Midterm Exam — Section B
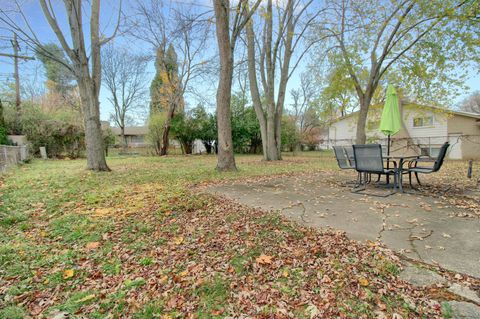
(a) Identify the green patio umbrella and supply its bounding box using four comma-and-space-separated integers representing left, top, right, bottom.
379, 84, 402, 155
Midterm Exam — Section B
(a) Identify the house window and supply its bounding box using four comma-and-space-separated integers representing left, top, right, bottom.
130, 135, 144, 143
413, 116, 433, 127
420, 146, 440, 157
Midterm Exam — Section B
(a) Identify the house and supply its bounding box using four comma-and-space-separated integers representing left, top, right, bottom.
110, 126, 149, 147
107, 124, 206, 153
322, 103, 480, 160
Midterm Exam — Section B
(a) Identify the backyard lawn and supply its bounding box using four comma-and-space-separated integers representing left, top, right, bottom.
0, 153, 478, 318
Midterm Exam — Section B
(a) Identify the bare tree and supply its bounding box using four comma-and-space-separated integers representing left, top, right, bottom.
317, 0, 474, 144
102, 43, 148, 149
0, 0, 122, 171
291, 73, 320, 139
213, 0, 261, 171
459, 91, 480, 114
129, 0, 214, 155
246, 0, 318, 161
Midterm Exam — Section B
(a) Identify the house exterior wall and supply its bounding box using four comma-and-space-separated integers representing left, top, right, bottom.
328, 116, 357, 145
402, 107, 448, 139
326, 105, 480, 159
447, 115, 480, 160
328, 113, 384, 144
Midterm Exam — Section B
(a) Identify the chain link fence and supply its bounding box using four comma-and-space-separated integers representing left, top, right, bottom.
0, 145, 29, 173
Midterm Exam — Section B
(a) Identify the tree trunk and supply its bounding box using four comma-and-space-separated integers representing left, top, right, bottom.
183, 142, 193, 154
160, 103, 176, 156
0, 99, 5, 128
121, 126, 127, 150
215, 60, 236, 170
246, 17, 268, 161
355, 95, 371, 144
79, 80, 110, 171
160, 123, 170, 155
214, 0, 237, 171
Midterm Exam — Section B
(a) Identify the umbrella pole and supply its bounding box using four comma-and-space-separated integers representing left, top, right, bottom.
386, 135, 391, 184
387, 135, 391, 156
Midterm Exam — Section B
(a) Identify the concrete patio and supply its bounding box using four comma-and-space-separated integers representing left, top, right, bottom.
206, 172, 480, 278
206, 172, 480, 317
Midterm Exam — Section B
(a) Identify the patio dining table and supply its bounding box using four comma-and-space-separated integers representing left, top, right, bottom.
384, 154, 420, 192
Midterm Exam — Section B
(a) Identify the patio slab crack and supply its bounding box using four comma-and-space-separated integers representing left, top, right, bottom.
406, 225, 433, 261
281, 202, 308, 223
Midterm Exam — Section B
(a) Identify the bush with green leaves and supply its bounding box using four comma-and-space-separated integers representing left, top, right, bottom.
0, 126, 10, 145
191, 104, 217, 154
231, 94, 262, 154
20, 104, 84, 158
170, 112, 197, 154
281, 115, 301, 152
147, 112, 167, 155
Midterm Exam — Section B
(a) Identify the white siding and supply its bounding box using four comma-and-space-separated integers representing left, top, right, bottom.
403, 109, 448, 139
329, 117, 357, 145
448, 134, 462, 159
328, 113, 387, 146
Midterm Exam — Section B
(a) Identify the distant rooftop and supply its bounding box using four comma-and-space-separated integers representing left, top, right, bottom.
110, 126, 148, 136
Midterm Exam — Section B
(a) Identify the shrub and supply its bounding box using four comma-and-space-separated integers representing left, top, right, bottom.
0, 126, 9, 145
170, 112, 197, 154
147, 112, 167, 155
21, 105, 84, 158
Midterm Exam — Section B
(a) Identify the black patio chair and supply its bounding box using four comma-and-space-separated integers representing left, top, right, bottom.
333, 146, 352, 170
344, 146, 355, 168
405, 142, 450, 188
352, 144, 398, 196
333, 146, 360, 186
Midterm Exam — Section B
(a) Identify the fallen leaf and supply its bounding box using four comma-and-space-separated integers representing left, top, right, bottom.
63, 269, 74, 279
85, 241, 101, 249
159, 275, 168, 283
306, 303, 320, 318
75, 294, 95, 303
359, 278, 369, 287
49, 310, 70, 319
173, 236, 184, 245
321, 275, 332, 283
256, 254, 273, 265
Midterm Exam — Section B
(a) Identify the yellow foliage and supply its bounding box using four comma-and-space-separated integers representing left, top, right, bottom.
63, 269, 74, 279
359, 277, 369, 286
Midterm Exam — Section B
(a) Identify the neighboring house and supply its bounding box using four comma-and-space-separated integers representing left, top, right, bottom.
108, 124, 206, 153
110, 126, 149, 147
322, 103, 480, 159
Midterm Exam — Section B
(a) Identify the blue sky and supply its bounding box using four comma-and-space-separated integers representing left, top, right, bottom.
0, 0, 478, 125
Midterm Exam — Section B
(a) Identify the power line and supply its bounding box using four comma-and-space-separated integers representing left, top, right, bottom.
0, 33, 35, 134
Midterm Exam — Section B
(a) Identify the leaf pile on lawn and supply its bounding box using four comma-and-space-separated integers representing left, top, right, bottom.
2, 192, 443, 318
0, 155, 454, 318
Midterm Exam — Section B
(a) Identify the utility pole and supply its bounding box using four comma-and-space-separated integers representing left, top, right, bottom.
12, 33, 20, 133
0, 33, 34, 134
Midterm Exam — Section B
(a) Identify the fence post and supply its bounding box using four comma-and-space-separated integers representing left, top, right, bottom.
467, 160, 473, 179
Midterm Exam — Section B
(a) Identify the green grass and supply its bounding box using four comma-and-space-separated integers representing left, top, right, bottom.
0, 151, 467, 317
194, 275, 229, 317
0, 153, 333, 316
